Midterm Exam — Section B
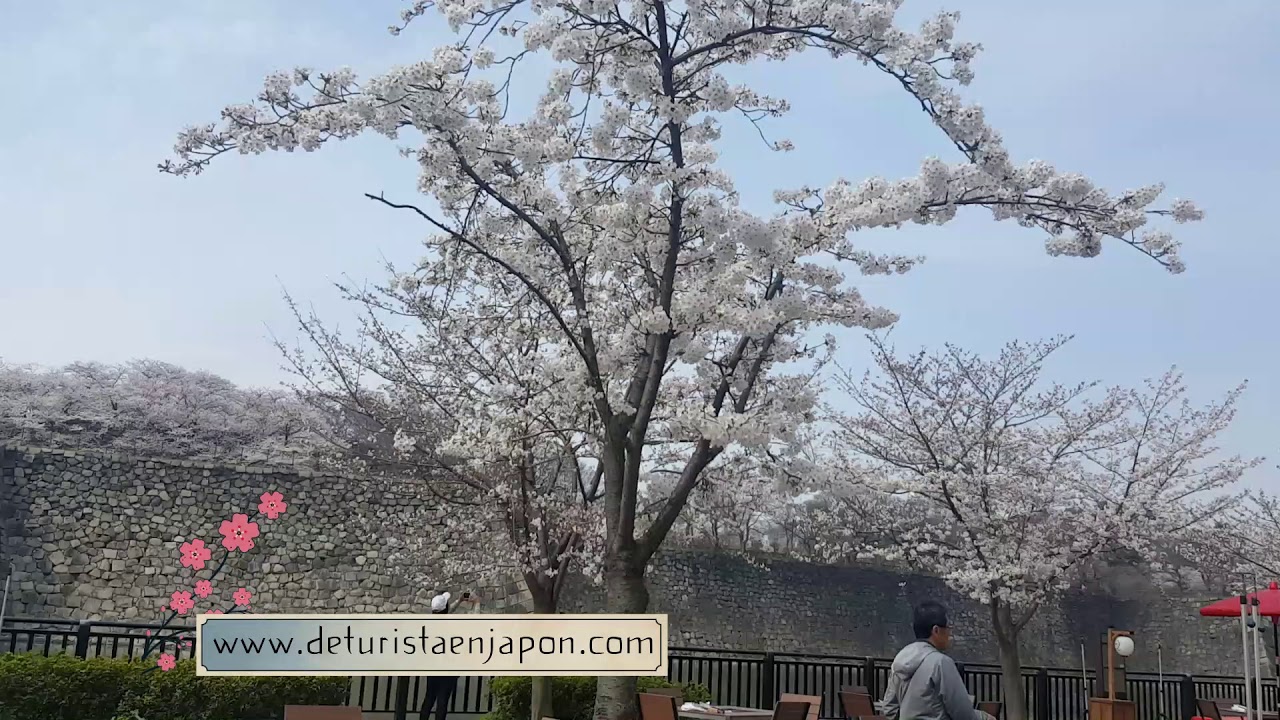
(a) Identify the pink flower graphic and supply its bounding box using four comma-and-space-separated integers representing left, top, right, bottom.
157, 653, 176, 672
179, 538, 212, 570
194, 580, 213, 598
206, 609, 224, 615
258, 491, 288, 519
170, 591, 195, 615
233, 588, 252, 607
218, 514, 260, 552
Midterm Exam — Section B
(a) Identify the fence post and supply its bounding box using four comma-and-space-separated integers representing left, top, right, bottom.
1178, 675, 1196, 720
864, 656, 878, 699
1034, 668, 1050, 720
393, 676, 411, 720
761, 653, 776, 709
73, 620, 93, 659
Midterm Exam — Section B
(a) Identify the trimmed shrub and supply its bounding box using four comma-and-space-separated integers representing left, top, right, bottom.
0, 653, 147, 720
117, 659, 349, 720
0, 653, 348, 720
487, 676, 712, 720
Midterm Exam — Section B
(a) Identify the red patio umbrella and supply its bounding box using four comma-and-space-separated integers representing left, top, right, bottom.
1200, 582, 1280, 719
1201, 583, 1280, 618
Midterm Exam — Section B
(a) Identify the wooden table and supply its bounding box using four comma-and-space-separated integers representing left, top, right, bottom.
679, 706, 773, 720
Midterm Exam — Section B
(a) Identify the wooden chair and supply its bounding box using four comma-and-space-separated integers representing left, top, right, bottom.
839, 691, 875, 720
639, 692, 681, 720
773, 701, 813, 720
842, 686, 869, 695
283, 707, 363, 720
781, 693, 822, 720
1213, 700, 1246, 720
978, 701, 1003, 719
647, 688, 686, 702
1197, 700, 1223, 720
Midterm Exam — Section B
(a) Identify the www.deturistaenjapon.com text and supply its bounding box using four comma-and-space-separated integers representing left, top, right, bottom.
208, 624, 657, 665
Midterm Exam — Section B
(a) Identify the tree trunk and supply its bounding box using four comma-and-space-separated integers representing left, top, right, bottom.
530, 590, 558, 720
592, 561, 651, 720
992, 603, 1029, 720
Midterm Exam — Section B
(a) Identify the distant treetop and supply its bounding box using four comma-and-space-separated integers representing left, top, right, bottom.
0, 359, 327, 466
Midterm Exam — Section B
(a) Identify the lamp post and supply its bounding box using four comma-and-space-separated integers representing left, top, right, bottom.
1090, 629, 1137, 720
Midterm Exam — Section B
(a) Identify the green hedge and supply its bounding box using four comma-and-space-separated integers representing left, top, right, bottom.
486, 676, 712, 720
0, 653, 348, 720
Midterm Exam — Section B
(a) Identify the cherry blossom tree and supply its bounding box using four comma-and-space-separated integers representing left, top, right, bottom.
162, 1, 1206, 715
0, 360, 325, 466
818, 335, 1256, 720
764, 495, 830, 557
277, 286, 604, 720
640, 455, 801, 551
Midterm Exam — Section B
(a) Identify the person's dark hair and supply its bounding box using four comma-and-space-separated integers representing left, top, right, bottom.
912, 601, 949, 640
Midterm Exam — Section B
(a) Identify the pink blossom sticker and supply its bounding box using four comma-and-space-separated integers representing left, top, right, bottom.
157, 653, 176, 672
179, 538, 213, 570
258, 491, 288, 520
207, 609, 224, 615
233, 588, 252, 607
169, 590, 195, 615
194, 580, 213, 598
218, 513, 260, 552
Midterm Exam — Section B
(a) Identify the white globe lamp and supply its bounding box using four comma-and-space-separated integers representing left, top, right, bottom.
1114, 635, 1135, 658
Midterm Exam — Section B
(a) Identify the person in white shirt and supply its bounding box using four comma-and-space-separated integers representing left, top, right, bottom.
419, 591, 480, 720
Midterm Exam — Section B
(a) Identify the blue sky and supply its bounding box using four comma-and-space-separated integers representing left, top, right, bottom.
1, 0, 1276, 486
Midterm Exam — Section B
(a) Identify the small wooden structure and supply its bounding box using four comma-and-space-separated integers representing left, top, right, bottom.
1089, 629, 1136, 720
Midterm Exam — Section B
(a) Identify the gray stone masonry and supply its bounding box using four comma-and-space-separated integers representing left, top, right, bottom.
0, 445, 1250, 674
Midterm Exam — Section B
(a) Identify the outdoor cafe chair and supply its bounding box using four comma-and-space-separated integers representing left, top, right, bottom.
648, 687, 686, 702
1195, 700, 1220, 720
1207, 699, 1278, 720
781, 693, 822, 720
1207, 700, 1235, 720
772, 700, 813, 720
842, 686, 869, 695
639, 692, 681, 720
839, 690, 876, 720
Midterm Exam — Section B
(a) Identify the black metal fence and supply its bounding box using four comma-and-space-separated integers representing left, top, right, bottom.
2, 616, 1272, 720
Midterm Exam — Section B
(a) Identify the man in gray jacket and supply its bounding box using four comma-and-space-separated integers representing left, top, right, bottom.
881, 601, 995, 720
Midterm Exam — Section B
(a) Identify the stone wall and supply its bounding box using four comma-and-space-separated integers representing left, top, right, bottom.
560, 550, 1247, 675
0, 445, 519, 618
0, 445, 1249, 675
